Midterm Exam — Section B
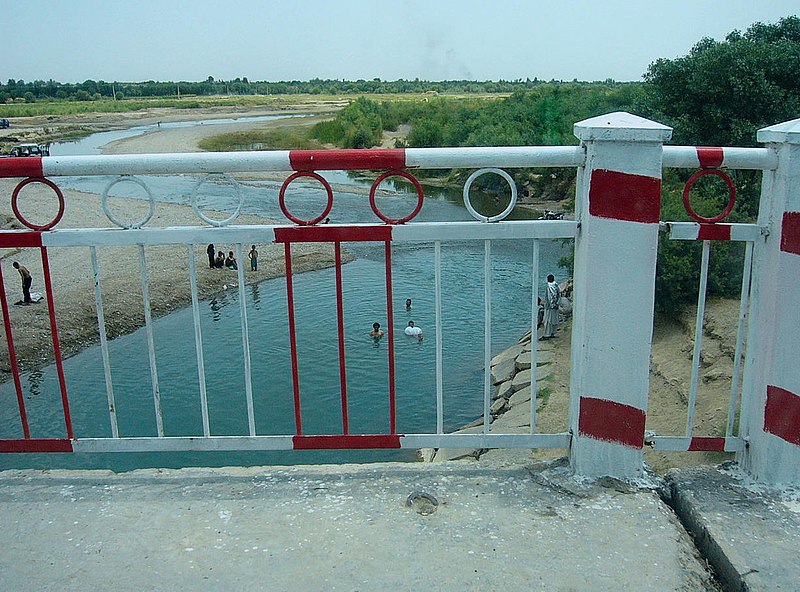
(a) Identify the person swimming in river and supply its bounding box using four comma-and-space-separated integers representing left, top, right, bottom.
404, 320, 423, 340
369, 322, 385, 338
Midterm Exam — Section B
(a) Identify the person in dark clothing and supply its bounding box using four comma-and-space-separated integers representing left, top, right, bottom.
207, 244, 216, 269
225, 251, 237, 270
215, 251, 225, 268
13, 261, 32, 304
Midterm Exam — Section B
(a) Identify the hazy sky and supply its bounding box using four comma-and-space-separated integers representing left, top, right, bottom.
5, 1, 798, 83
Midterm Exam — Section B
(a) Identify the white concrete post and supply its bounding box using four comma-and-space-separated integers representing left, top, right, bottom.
739, 118, 800, 484
569, 112, 672, 478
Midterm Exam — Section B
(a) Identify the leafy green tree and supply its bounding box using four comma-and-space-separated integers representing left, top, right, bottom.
645, 16, 800, 315
644, 16, 800, 147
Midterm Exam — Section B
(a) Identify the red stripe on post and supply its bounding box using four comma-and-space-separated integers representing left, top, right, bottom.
578, 396, 646, 448
290, 149, 406, 171
0, 438, 73, 453
697, 224, 731, 241
293, 434, 402, 449
688, 437, 726, 452
764, 385, 800, 446
0, 232, 44, 248
273, 225, 393, 243
780, 212, 800, 256
0, 157, 44, 178
696, 147, 724, 169
588, 169, 661, 224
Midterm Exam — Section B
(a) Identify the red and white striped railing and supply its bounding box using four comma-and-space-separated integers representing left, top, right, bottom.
1, 115, 799, 484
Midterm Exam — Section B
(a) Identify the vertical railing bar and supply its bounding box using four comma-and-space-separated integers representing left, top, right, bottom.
384, 241, 397, 434
334, 242, 349, 435
0, 262, 30, 439
686, 240, 711, 437
90, 247, 118, 438
234, 243, 256, 437
483, 239, 492, 434
139, 245, 164, 437
530, 239, 540, 434
434, 241, 443, 435
727, 241, 754, 437
284, 243, 303, 435
187, 245, 210, 437
40, 246, 73, 439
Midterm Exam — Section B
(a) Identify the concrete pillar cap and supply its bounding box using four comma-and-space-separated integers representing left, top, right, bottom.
574, 111, 672, 143
758, 118, 800, 144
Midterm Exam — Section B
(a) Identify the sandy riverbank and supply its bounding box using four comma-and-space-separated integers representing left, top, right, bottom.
0, 105, 355, 380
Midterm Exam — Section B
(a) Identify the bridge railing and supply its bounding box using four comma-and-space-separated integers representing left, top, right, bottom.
1, 111, 799, 484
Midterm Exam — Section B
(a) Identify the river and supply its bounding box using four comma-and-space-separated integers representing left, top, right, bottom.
0, 116, 570, 471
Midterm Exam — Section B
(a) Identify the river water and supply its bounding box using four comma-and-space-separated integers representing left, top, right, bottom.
0, 116, 570, 471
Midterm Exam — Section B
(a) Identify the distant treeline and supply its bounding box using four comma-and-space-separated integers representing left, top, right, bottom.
0, 77, 625, 103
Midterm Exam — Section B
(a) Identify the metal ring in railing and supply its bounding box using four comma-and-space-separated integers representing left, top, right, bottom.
191, 173, 243, 227
279, 171, 334, 226
102, 176, 156, 229
682, 169, 736, 224
462, 168, 517, 223
11, 177, 66, 231
369, 170, 424, 225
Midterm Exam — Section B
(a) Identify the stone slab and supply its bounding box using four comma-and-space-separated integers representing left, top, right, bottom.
0, 462, 715, 591
491, 357, 516, 385
490, 343, 526, 369
667, 464, 800, 592
494, 379, 513, 401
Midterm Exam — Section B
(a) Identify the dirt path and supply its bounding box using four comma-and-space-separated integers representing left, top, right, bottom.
532, 299, 742, 474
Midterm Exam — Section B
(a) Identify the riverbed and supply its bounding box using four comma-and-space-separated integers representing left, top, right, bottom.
0, 116, 570, 471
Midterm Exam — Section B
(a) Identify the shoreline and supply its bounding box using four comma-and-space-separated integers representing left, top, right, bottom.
0, 182, 351, 381
0, 106, 354, 381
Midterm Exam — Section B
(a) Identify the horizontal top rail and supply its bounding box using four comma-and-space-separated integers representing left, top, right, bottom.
0, 147, 586, 178
0, 145, 778, 179
662, 146, 777, 170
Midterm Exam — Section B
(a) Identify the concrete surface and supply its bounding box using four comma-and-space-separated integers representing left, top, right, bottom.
666, 463, 800, 592
0, 458, 716, 592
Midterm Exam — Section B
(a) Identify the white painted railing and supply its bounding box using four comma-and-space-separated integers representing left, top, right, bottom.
1, 111, 799, 484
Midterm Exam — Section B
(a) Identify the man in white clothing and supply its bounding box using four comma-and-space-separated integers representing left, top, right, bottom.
404, 320, 423, 340
541, 274, 560, 339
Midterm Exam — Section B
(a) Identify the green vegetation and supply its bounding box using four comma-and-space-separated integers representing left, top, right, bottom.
198, 127, 322, 151
536, 385, 553, 407
309, 83, 642, 200
0, 78, 577, 106
646, 15, 800, 314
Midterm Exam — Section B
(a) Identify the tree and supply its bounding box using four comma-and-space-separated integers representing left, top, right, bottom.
644, 16, 800, 315
644, 16, 800, 147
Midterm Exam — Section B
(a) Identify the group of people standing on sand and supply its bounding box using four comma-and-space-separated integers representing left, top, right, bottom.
206, 244, 259, 272
369, 298, 424, 342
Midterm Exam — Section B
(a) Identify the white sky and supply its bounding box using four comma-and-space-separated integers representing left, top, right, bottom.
4, 0, 798, 83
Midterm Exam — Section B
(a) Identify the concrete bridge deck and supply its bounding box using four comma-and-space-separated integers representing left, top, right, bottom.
0, 459, 797, 591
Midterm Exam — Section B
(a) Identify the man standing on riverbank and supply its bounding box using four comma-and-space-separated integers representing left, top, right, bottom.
248, 245, 258, 271
541, 274, 560, 339
12, 261, 33, 305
